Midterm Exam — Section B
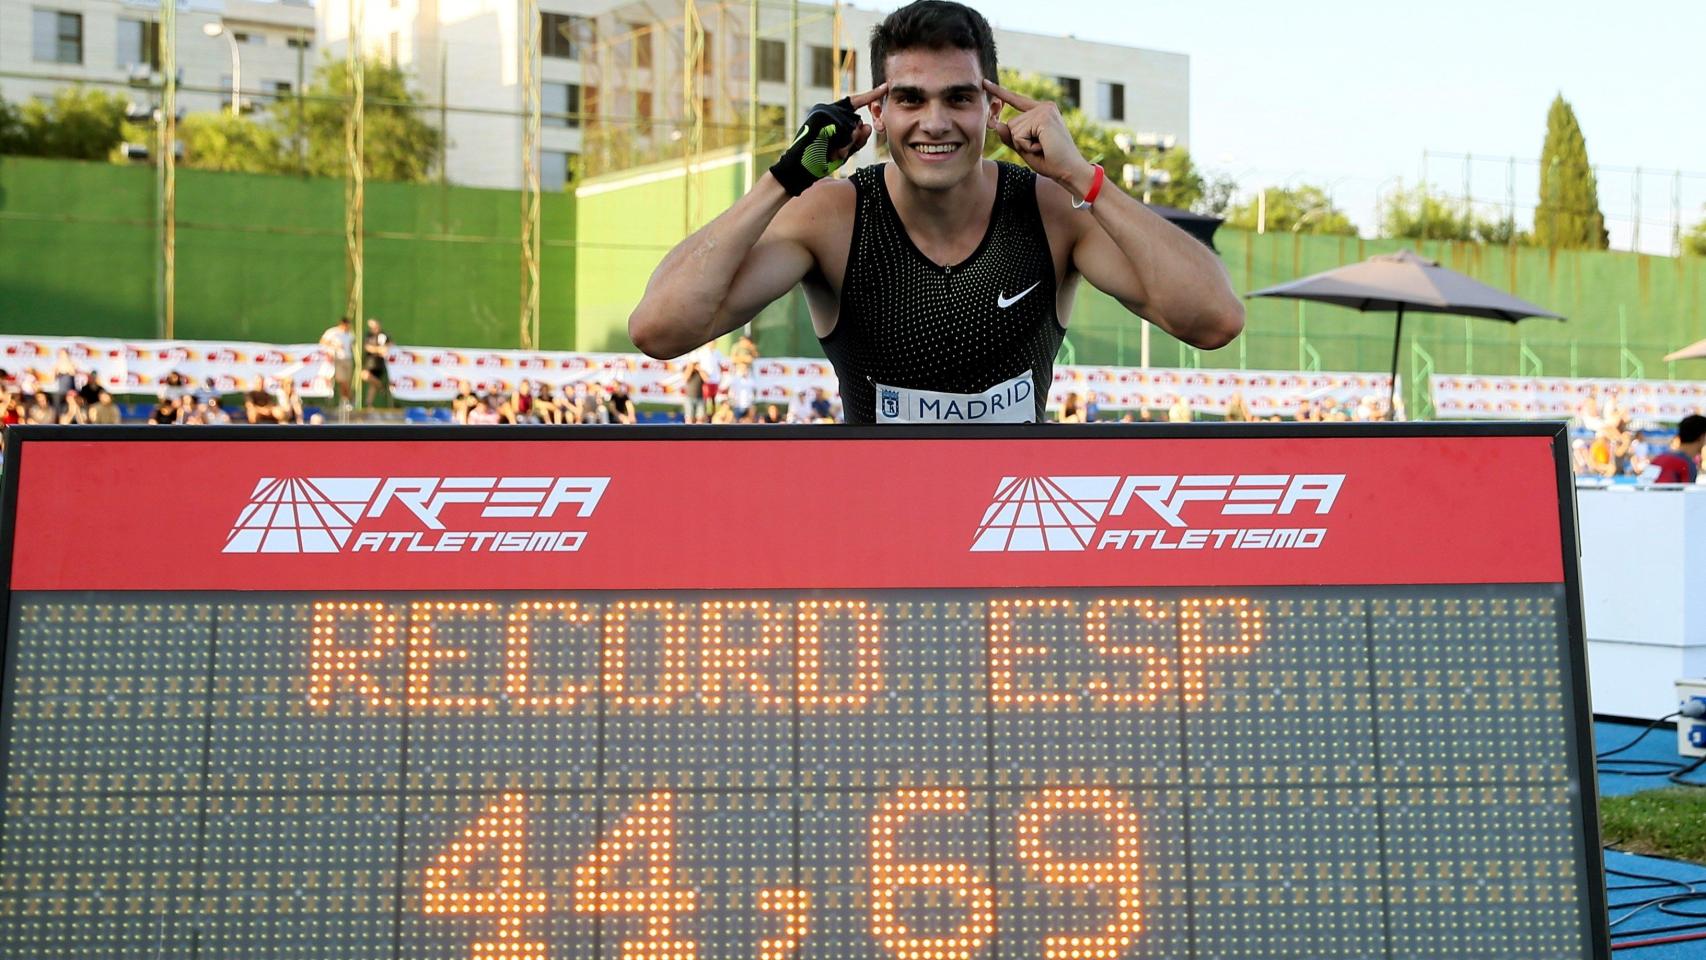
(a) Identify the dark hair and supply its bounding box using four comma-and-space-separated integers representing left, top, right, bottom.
869, 0, 998, 88
1679, 414, 1706, 445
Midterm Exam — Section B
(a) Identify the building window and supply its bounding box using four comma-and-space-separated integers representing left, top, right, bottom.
542, 150, 568, 192
232, 31, 251, 43
544, 83, 593, 127
1096, 81, 1124, 122
810, 45, 833, 87
1055, 76, 1081, 111
286, 35, 309, 50
388, 31, 399, 64
32, 9, 82, 64
116, 18, 160, 70
635, 90, 653, 121
269, 80, 293, 99
757, 39, 785, 83
627, 23, 651, 69
541, 13, 594, 60
543, 82, 569, 128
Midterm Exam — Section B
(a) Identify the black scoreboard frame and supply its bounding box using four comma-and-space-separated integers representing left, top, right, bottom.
0, 421, 1608, 960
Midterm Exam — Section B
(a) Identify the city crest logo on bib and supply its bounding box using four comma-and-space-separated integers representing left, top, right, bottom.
879, 386, 900, 420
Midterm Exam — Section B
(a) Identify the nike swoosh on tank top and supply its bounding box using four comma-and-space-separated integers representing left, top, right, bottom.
822, 161, 1065, 424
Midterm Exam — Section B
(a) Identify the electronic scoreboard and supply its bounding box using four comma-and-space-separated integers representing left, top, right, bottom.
0, 424, 1606, 959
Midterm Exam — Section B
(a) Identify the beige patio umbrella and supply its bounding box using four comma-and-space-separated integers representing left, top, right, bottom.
1247, 249, 1564, 415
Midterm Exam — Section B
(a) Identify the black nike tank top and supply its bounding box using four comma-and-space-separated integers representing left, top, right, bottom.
822, 161, 1065, 423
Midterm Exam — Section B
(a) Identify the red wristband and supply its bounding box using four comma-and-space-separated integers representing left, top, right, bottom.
1073, 164, 1105, 209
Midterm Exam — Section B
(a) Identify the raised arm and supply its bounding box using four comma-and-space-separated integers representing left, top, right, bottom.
984, 78, 1243, 349
629, 84, 886, 359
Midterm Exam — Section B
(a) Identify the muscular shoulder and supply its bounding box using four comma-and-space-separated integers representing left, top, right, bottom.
774, 175, 859, 288
1032, 172, 1088, 254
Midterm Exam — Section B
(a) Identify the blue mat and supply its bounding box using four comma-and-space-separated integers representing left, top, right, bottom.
1595, 719, 1706, 956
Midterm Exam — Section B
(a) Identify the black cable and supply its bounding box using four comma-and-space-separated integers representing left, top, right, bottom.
1668, 754, 1706, 787
1599, 713, 1681, 760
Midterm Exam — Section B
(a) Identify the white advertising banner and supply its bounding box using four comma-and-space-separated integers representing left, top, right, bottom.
1430, 373, 1706, 423
1, 333, 1397, 416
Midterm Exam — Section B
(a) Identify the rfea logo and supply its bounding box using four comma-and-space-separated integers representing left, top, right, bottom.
971, 474, 1344, 553
224, 476, 609, 555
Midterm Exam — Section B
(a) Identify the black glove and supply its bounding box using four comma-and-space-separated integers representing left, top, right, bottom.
769, 98, 861, 196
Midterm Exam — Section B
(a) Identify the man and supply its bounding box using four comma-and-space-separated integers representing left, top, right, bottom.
1640, 414, 1706, 484
629, 0, 1241, 423
362, 318, 391, 407
319, 316, 355, 408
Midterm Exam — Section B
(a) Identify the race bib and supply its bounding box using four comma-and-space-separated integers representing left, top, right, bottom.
873, 372, 1036, 424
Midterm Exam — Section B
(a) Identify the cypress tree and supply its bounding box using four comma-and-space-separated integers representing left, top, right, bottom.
1535, 95, 1608, 249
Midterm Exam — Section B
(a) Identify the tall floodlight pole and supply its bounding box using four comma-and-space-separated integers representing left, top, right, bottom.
519, 0, 542, 348
346, 0, 366, 413
684, 0, 703, 236
746, 0, 757, 191
155, 0, 177, 338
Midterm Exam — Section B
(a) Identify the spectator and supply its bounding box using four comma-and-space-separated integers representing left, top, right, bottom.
203, 396, 232, 425
711, 401, 737, 424
689, 340, 725, 423
787, 388, 813, 424
1058, 393, 1084, 424
362, 318, 391, 407
176, 396, 205, 425
533, 382, 563, 424
451, 380, 480, 424
1083, 392, 1100, 423
50, 349, 78, 417
273, 378, 304, 424
157, 371, 192, 405
147, 395, 177, 425
585, 385, 612, 424
245, 377, 278, 424
730, 332, 759, 368
86, 390, 121, 425
319, 316, 356, 409
1574, 393, 1605, 432
763, 403, 782, 424
511, 380, 542, 423
1, 393, 21, 426
607, 379, 636, 425
1586, 425, 1624, 479
76, 369, 104, 408
58, 391, 87, 424
811, 387, 835, 422
1223, 392, 1251, 422
25, 391, 57, 424
725, 363, 757, 422
682, 358, 707, 424
1293, 399, 1318, 422
467, 394, 505, 424
1168, 395, 1193, 423
1640, 414, 1706, 484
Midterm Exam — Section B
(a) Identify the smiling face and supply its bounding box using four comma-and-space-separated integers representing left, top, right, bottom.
872, 47, 1000, 192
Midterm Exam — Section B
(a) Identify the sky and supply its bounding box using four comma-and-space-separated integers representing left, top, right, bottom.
963, 0, 1706, 253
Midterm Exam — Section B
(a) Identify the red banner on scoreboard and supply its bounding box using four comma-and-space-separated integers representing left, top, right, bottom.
9, 434, 1564, 590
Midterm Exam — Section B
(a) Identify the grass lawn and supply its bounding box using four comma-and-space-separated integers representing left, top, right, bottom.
1602, 788, 1706, 864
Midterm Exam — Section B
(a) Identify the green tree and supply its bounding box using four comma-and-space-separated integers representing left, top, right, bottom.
271, 55, 441, 181
1223, 185, 1358, 236
0, 95, 26, 154
1378, 183, 1525, 244
178, 111, 287, 173
1684, 215, 1706, 257
981, 70, 1211, 209
1535, 94, 1608, 249
13, 86, 127, 160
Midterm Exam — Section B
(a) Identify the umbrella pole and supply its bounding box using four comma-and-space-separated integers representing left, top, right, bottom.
1387, 305, 1405, 419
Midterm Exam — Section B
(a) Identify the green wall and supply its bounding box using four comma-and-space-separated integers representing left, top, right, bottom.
6, 150, 1705, 403
0, 155, 577, 349
570, 157, 1706, 403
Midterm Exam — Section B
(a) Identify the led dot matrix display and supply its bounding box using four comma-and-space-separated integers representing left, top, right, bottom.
0, 427, 1606, 960
1, 587, 1595, 959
